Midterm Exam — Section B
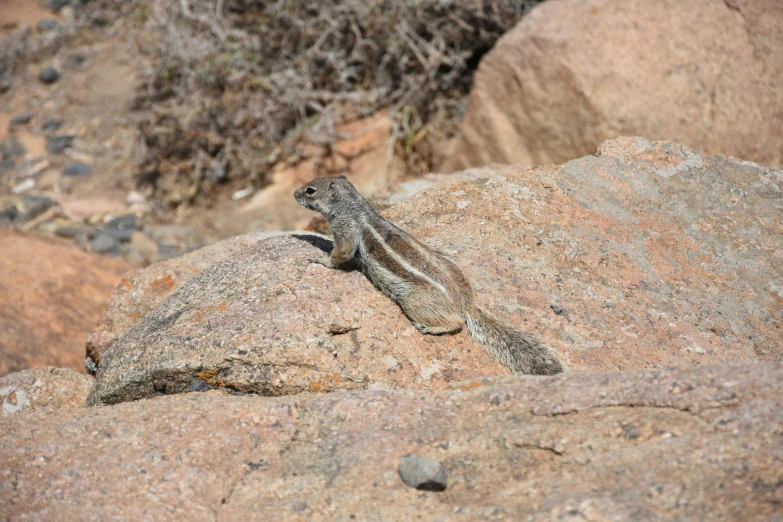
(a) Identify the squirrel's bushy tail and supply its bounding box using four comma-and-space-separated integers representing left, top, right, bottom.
465, 308, 565, 375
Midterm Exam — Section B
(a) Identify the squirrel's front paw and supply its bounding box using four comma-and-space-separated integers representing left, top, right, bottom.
308, 257, 332, 268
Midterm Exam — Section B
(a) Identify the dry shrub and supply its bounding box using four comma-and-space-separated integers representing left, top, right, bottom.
132, 0, 545, 207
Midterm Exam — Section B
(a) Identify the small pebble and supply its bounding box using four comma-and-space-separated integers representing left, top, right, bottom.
9, 113, 32, 127
47, 135, 75, 154
42, 118, 62, 133
0, 158, 14, 174
397, 454, 447, 492
107, 214, 137, 231
48, 0, 70, 12
37, 19, 59, 31
62, 162, 92, 176
208, 160, 226, 183
91, 234, 121, 255
85, 355, 98, 375
0, 74, 11, 94
0, 206, 19, 226
12, 178, 36, 194
190, 379, 211, 392
550, 304, 565, 315
54, 226, 83, 239
231, 187, 254, 201
96, 228, 134, 243
1, 136, 26, 158
39, 66, 60, 84
126, 190, 146, 205
67, 54, 87, 67
21, 195, 53, 222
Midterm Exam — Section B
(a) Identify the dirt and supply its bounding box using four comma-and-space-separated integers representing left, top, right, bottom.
1, 13, 135, 210
0, 2, 235, 246
0, 0, 60, 35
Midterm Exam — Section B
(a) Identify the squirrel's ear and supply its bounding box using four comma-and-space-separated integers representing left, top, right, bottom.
328, 181, 339, 200
338, 173, 347, 179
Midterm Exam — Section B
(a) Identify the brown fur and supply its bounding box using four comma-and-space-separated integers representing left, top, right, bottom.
294, 175, 565, 375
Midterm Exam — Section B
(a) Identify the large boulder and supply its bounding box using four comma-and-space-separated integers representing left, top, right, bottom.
442, 0, 783, 172
87, 138, 781, 406
0, 229, 131, 376
87, 234, 507, 405
85, 231, 287, 372
2, 362, 782, 520
85, 174, 494, 371
0, 367, 92, 417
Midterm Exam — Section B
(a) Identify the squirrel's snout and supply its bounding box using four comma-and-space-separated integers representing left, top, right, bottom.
294, 188, 305, 206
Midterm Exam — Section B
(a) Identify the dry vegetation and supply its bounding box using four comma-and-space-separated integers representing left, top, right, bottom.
3, 0, 543, 209
132, 0, 543, 207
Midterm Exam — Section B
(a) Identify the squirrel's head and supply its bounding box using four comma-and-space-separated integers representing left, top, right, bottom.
294, 174, 366, 218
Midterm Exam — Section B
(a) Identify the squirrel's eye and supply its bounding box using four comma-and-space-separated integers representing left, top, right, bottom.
305, 187, 316, 196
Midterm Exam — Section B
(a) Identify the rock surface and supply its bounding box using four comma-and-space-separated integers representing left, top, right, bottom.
88, 234, 507, 405
443, 0, 783, 172
3, 362, 782, 520
0, 367, 92, 417
0, 229, 131, 376
398, 454, 448, 491
84, 172, 520, 370
393, 138, 781, 372
85, 232, 298, 372
89, 138, 782, 406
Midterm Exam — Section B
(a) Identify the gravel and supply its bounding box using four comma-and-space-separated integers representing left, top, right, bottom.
48, 0, 70, 12
1, 137, 26, 159
0, 206, 19, 226
9, 113, 32, 127
37, 19, 59, 31
62, 163, 93, 177
107, 214, 137, 231
39, 66, 60, 84
46, 135, 75, 154
190, 379, 211, 392
42, 118, 62, 133
91, 234, 121, 255
20, 195, 54, 222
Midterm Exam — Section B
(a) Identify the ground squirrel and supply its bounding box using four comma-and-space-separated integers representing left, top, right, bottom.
294, 174, 564, 375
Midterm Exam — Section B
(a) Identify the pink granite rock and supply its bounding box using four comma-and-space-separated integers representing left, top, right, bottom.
88, 138, 781, 406
2, 362, 781, 520
0, 367, 92, 416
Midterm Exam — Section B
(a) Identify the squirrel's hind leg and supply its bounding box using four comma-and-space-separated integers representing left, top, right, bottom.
401, 289, 464, 335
